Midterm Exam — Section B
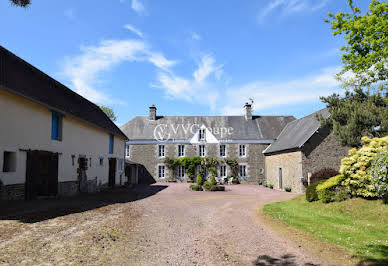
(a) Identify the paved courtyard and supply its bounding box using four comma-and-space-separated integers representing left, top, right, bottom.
0, 183, 328, 265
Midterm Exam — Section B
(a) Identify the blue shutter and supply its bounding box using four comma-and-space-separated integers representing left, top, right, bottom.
51, 111, 58, 140
109, 134, 114, 154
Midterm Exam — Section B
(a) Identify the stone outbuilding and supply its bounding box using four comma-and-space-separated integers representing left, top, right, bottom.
0, 46, 128, 200
263, 109, 349, 193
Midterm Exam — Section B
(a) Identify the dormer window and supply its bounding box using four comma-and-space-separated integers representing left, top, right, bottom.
199, 129, 206, 141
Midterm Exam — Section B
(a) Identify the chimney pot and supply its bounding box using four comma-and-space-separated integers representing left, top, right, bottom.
244, 102, 252, 120
149, 105, 157, 120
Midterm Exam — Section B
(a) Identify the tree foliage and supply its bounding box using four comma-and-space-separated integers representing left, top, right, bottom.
10, 0, 30, 7
320, 87, 387, 147
100, 105, 117, 122
325, 0, 388, 86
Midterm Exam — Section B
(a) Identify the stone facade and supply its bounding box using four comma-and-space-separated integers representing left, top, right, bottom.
265, 151, 304, 193
264, 130, 350, 193
129, 142, 267, 184
301, 130, 349, 179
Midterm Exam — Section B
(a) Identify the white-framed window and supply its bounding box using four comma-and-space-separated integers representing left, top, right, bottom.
239, 164, 247, 178
158, 165, 165, 179
158, 145, 165, 158
219, 144, 226, 157
239, 144, 246, 157
177, 165, 185, 179
199, 145, 206, 157
198, 129, 206, 141
220, 164, 227, 177
3, 151, 16, 172
125, 144, 130, 157
178, 144, 185, 157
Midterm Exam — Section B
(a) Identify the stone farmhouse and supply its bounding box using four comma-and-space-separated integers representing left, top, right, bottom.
263, 109, 349, 193
0, 46, 128, 200
121, 104, 295, 184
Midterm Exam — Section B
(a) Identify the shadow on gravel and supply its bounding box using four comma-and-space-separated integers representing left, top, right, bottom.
355, 244, 388, 266
253, 254, 319, 266
0, 184, 167, 223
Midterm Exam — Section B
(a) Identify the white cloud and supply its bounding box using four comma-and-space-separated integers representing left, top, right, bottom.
220, 66, 341, 115
258, 0, 330, 22
63, 39, 176, 104
131, 0, 146, 15
193, 54, 223, 84
153, 54, 224, 110
124, 24, 143, 38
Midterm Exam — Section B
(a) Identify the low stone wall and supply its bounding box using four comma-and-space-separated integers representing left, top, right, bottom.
58, 181, 79, 197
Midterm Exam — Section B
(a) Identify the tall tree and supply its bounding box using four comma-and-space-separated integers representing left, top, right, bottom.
321, 0, 388, 147
325, 0, 387, 86
10, 0, 30, 7
100, 105, 117, 122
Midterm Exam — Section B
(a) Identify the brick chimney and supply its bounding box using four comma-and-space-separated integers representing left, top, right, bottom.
244, 102, 252, 120
149, 104, 157, 120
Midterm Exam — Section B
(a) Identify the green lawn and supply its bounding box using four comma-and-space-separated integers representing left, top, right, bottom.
264, 196, 388, 265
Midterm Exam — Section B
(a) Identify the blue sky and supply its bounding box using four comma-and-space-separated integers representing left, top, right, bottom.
0, 0, 370, 125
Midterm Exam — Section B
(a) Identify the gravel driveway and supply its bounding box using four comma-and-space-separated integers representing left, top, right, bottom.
0, 183, 328, 265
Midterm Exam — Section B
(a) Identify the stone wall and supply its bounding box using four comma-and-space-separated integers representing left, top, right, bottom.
265, 151, 304, 193
129, 143, 268, 184
301, 130, 349, 181
0, 183, 25, 200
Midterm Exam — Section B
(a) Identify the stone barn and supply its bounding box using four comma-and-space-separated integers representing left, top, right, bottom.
263, 109, 349, 193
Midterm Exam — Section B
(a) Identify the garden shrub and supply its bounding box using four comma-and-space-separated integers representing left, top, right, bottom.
189, 184, 203, 191
202, 181, 212, 191
210, 185, 225, 191
285, 186, 292, 192
196, 174, 203, 186
317, 174, 345, 203
268, 184, 274, 189
210, 176, 217, 186
231, 176, 240, 184
333, 187, 350, 202
310, 168, 339, 184
341, 136, 388, 198
306, 181, 324, 202
371, 152, 388, 203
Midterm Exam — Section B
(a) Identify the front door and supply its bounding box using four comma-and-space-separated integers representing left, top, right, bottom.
278, 168, 283, 189
108, 158, 116, 187
25, 151, 58, 200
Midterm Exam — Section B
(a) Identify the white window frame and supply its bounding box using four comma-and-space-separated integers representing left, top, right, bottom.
219, 144, 226, 157
178, 144, 185, 157
239, 164, 247, 178
158, 164, 165, 179
125, 144, 130, 157
177, 165, 185, 179
239, 144, 246, 157
158, 145, 165, 158
198, 129, 206, 141
199, 145, 206, 157
220, 164, 227, 178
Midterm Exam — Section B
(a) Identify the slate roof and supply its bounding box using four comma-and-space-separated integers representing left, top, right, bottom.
0, 46, 127, 139
263, 108, 329, 154
121, 115, 295, 141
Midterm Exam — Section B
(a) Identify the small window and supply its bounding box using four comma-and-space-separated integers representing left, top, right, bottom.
99, 157, 104, 166
109, 134, 114, 154
51, 111, 63, 141
71, 155, 75, 166
239, 165, 247, 178
199, 145, 205, 157
178, 145, 185, 157
198, 129, 206, 141
158, 165, 165, 179
219, 144, 226, 157
220, 164, 227, 177
260, 168, 265, 175
89, 157, 92, 167
239, 144, 246, 157
125, 145, 130, 157
158, 145, 165, 158
3, 151, 16, 172
177, 165, 185, 179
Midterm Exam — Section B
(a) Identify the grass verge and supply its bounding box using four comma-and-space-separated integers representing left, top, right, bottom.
263, 196, 388, 265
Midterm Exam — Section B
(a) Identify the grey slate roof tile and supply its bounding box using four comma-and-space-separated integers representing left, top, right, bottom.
263, 108, 329, 154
